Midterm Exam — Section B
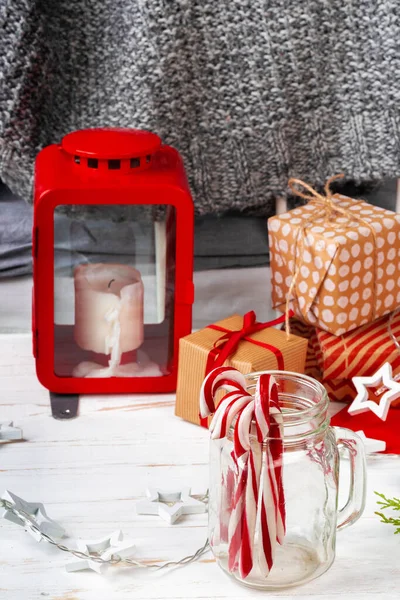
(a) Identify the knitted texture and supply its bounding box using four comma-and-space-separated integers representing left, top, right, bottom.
1, 1, 400, 215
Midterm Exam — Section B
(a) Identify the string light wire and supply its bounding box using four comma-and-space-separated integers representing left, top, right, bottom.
0, 493, 210, 571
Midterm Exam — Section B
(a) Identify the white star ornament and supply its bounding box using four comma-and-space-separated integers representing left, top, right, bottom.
348, 363, 400, 421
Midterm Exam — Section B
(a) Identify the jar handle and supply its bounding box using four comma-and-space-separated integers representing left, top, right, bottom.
334, 427, 367, 531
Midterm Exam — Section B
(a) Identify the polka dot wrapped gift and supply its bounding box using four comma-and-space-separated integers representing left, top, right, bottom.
268, 175, 400, 336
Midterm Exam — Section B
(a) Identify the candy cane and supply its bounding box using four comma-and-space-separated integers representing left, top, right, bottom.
238, 430, 262, 579
228, 401, 263, 579
268, 379, 285, 542
256, 375, 285, 576
254, 374, 273, 441
210, 392, 252, 439
200, 366, 249, 418
200, 367, 252, 561
227, 402, 253, 574
201, 367, 285, 580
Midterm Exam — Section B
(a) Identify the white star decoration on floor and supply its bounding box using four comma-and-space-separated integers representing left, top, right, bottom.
136, 487, 207, 525
66, 530, 136, 573
355, 431, 386, 454
1, 490, 65, 541
0, 421, 23, 442
349, 363, 400, 421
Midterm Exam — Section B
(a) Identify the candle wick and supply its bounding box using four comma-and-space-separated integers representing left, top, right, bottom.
108, 279, 115, 289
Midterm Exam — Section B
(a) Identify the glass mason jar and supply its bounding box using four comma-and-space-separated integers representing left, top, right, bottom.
208, 371, 367, 590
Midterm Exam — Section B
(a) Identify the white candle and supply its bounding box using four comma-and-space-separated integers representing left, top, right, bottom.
74, 263, 144, 357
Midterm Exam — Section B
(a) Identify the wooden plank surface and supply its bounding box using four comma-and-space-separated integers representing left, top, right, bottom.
0, 334, 399, 600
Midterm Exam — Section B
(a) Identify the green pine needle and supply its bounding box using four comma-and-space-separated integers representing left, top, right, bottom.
375, 491, 400, 534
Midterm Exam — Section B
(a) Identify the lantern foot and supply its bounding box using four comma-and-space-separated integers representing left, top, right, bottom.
49, 392, 80, 420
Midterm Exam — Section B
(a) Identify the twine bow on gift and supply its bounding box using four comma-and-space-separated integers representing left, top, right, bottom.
285, 174, 378, 335
288, 174, 352, 220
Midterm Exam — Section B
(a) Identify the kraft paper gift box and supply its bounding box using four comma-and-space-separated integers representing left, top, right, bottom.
175, 313, 308, 427
314, 311, 400, 407
268, 190, 400, 335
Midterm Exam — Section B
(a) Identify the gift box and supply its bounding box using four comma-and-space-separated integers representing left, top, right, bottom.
324, 379, 356, 404
283, 318, 321, 380
175, 312, 308, 427
315, 311, 400, 379
314, 311, 400, 407
268, 182, 400, 335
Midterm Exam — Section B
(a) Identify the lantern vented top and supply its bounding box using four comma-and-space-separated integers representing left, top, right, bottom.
61, 128, 162, 172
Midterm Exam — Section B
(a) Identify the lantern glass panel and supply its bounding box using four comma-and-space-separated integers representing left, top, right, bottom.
53, 204, 175, 379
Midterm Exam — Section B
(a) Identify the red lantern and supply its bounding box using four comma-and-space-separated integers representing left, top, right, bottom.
33, 128, 194, 395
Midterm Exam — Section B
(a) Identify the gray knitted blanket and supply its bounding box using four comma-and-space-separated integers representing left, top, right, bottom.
1, 1, 400, 216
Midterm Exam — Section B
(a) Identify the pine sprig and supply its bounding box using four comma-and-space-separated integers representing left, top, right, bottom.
375, 491, 400, 534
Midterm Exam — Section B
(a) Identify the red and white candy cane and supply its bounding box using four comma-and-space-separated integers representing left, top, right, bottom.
227, 401, 262, 578
255, 375, 285, 576
200, 367, 252, 553
199, 366, 249, 419
200, 367, 285, 580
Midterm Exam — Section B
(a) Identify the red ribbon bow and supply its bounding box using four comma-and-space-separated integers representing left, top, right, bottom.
199, 310, 294, 428
205, 310, 294, 376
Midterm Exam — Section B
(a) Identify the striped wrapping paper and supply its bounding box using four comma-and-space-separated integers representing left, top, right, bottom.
287, 316, 400, 407
314, 312, 400, 380
324, 379, 357, 404
314, 311, 400, 407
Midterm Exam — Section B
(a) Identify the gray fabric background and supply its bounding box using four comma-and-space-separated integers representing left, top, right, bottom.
0, 183, 32, 277
1, 1, 400, 215
0, 182, 271, 277
0, 180, 397, 278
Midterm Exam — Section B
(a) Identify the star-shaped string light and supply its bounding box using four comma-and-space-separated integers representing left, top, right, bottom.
1, 489, 210, 574
66, 556, 103, 574
1, 490, 65, 541
348, 363, 400, 421
0, 421, 23, 442
136, 487, 207, 525
66, 530, 136, 573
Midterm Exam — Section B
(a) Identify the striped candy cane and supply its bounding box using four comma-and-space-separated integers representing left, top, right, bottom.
256, 375, 285, 576
200, 368, 285, 580
200, 367, 252, 552
227, 402, 262, 578
200, 366, 249, 419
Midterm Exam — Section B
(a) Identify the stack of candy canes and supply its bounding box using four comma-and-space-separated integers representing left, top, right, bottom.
200, 366, 286, 580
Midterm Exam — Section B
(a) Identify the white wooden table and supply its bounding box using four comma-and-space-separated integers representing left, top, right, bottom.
1, 333, 399, 600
